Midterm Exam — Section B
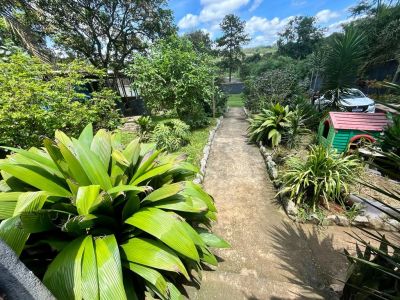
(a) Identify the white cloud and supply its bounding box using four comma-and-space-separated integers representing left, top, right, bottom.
245, 15, 294, 46
178, 14, 200, 29
178, 0, 250, 35
249, 0, 263, 12
315, 9, 340, 24
325, 14, 365, 36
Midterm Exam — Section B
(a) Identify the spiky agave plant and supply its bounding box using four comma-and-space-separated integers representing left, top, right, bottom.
247, 103, 292, 147
279, 145, 362, 211
0, 124, 229, 300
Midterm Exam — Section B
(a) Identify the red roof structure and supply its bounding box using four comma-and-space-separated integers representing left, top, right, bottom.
329, 112, 389, 131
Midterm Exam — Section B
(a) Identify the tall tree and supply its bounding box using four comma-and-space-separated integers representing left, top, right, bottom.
216, 14, 250, 82
35, 0, 176, 71
277, 16, 323, 59
184, 30, 213, 54
0, 0, 49, 61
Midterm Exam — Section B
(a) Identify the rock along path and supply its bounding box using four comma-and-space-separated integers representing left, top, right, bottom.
186, 107, 350, 300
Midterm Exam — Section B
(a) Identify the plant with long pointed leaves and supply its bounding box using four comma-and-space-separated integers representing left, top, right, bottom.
322, 28, 366, 110
342, 107, 400, 299
247, 103, 293, 147
279, 145, 362, 211
0, 124, 229, 300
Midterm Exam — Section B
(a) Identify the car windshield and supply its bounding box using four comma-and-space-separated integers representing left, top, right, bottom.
340, 90, 365, 99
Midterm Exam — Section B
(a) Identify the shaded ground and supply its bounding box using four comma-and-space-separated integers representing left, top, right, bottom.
186, 107, 361, 300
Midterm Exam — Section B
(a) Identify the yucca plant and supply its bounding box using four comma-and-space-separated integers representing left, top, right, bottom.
279, 145, 362, 211
247, 103, 292, 147
323, 28, 366, 109
0, 124, 228, 300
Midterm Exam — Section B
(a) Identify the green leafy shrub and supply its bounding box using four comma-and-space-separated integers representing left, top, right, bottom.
134, 116, 153, 142
247, 103, 292, 147
280, 145, 361, 211
243, 66, 304, 113
282, 108, 310, 149
126, 36, 218, 128
0, 124, 228, 299
0, 53, 121, 149
151, 119, 190, 152
382, 114, 400, 155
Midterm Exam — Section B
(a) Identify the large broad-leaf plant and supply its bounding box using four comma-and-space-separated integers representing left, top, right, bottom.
0, 124, 228, 299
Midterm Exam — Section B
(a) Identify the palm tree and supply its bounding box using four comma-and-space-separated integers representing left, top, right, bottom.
322, 28, 366, 109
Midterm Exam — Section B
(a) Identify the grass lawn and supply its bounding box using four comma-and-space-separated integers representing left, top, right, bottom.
180, 118, 217, 166
118, 117, 217, 167
228, 93, 244, 107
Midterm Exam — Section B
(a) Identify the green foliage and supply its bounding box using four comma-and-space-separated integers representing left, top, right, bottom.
343, 232, 400, 299
322, 28, 366, 108
0, 53, 121, 149
280, 145, 361, 211
135, 116, 153, 142
243, 66, 306, 112
342, 95, 400, 299
151, 119, 190, 152
179, 119, 217, 166
216, 14, 250, 82
247, 104, 292, 147
283, 108, 310, 149
184, 30, 214, 55
382, 114, 400, 155
349, 1, 400, 80
29, 0, 175, 70
342, 150, 400, 298
277, 16, 323, 59
0, 124, 228, 299
126, 36, 217, 128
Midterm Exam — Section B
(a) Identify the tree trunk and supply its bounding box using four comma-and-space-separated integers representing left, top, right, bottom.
229, 67, 232, 83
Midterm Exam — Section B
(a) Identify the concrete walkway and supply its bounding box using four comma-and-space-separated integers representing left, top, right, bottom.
187, 108, 350, 300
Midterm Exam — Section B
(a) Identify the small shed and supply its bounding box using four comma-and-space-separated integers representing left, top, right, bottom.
318, 112, 389, 153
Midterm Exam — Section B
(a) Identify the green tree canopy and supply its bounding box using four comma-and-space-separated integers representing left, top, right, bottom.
0, 0, 176, 71
0, 52, 121, 148
277, 16, 323, 59
184, 30, 214, 54
216, 14, 250, 82
126, 36, 217, 128
348, 0, 400, 81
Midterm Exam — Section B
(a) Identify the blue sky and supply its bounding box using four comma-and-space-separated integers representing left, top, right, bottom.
170, 0, 359, 47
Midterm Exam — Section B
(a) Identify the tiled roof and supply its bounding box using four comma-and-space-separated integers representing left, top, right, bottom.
329, 112, 389, 131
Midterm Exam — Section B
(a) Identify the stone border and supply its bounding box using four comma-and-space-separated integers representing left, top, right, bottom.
244, 107, 399, 231
0, 240, 55, 299
193, 116, 223, 185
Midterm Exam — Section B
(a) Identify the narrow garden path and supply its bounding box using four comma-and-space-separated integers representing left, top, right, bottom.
187, 107, 350, 300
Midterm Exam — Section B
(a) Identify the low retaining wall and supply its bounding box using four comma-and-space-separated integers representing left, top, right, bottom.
243, 107, 400, 231
193, 116, 223, 185
0, 240, 55, 300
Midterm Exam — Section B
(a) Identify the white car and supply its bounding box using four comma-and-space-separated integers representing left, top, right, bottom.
314, 88, 376, 113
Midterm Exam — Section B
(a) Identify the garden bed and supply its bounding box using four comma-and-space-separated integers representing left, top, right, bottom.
243, 107, 400, 231
118, 116, 223, 184
259, 144, 400, 231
